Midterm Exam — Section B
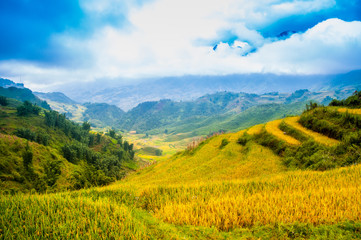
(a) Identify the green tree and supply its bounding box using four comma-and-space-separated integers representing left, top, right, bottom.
82, 121, 91, 131
22, 142, 33, 169
109, 129, 116, 138
0, 96, 8, 106
17, 101, 41, 116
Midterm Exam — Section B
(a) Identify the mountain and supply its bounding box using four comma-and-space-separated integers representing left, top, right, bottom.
59, 70, 361, 110
34, 86, 355, 136
34, 91, 125, 128
83, 102, 125, 127
0, 88, 51, 110
34, 92, 78, 104
117, 89, 353, 134
0, 78, 24, 88
3, 92, 361, 239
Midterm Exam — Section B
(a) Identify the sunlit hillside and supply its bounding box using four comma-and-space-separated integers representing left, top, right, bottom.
3, 90, 361, 239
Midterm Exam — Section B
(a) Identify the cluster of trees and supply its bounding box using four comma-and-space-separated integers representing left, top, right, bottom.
14, 128, 50, 146
9, 105, 136, 191
17, 101, 41, 116
43, 110, 135, 189
17, 143, 62, 192
44, 110, 95, 144
329, 91, 361, 107
0, 96, 8, 106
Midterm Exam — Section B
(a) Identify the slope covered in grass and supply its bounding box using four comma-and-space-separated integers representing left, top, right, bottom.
0, 98, 137, 193
3, 93, 361, 239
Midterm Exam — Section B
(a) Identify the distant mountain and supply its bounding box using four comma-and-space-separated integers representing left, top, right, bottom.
0, 87, 51, 110
60, 70, 361, 111
34, 92, 77, 104
0, 78, 24, 88
33, 91, 125, 128
83, 103, 125, 128
323, 70, 361, 91
117, 89, 353, 135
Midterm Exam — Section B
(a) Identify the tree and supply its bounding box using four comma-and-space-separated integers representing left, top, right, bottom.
82, 121, 91, 131
23, 142, 33, 169
0, 96, 8, 106
155, 149, 162, 156
109, 129, 116, 138
17, 101, 41, 116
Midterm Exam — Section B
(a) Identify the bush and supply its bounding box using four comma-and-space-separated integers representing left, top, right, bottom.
43, 159, 62, 187
238, 133, 252, 146
219, 139, 230, 149
14, 128, 36, 142
255, 130, 287, 156
14, 128, 50, 146
22, 143, 33, 168
279, 121, 309, 142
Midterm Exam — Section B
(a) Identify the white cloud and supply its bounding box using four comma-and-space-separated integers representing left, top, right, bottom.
1, 0, 360, 91
248, 18, 361, 74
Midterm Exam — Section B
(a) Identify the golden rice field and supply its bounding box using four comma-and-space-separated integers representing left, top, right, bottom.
283, 116, 340, 146
2, 115, 361, 239
119, 133, 286, 186
247, 124, 264, 135
152, 165, 361, 230
265, 119, 301, 145
337, 107, 361, 115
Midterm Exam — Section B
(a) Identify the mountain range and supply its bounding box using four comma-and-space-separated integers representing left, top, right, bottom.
58, 70, 361, 110
2, 70, 361, 137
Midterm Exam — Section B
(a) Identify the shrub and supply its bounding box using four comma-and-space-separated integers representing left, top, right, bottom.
237, 133, 252, 146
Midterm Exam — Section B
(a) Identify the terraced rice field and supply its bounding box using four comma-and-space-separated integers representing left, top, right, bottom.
284, 116, 339, 146
337, 108, 361, 115
247, 124, 264, 135
265, 119, 301, 145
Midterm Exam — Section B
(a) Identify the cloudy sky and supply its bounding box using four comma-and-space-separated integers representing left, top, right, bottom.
1, 0, 361, 91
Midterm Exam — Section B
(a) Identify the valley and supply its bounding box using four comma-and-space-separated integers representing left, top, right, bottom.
1, 88, 361, 239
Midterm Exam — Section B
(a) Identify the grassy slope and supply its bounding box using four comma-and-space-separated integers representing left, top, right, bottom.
0, 103, 136, 193
2, 106, 361, 239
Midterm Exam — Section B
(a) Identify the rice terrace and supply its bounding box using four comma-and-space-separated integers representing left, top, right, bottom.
1, 0, 361, 239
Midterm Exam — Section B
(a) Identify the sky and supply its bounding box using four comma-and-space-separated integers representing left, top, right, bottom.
0, 0, 361, 91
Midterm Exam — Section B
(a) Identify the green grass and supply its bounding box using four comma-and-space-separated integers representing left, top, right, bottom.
2, 96, 361, 239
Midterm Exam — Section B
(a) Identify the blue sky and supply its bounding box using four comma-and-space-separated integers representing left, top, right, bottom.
0, 0, 361, 90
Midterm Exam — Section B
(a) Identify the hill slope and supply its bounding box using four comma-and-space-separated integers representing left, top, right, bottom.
0, 98, 136, 193
2, 93, 361, 239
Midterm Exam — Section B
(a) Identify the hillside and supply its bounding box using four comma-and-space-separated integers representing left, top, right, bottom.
82, 102, 125, 128
2, 92, 361, 239
34, 91, 78, 104
0, 97, 137, 193
0, 87, 51, 110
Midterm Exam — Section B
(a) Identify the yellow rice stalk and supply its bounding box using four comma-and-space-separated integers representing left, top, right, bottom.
247, 124, 264, 135
284, 116, 339, 146
265, 119, 301, 145
337, 108, 361, 115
